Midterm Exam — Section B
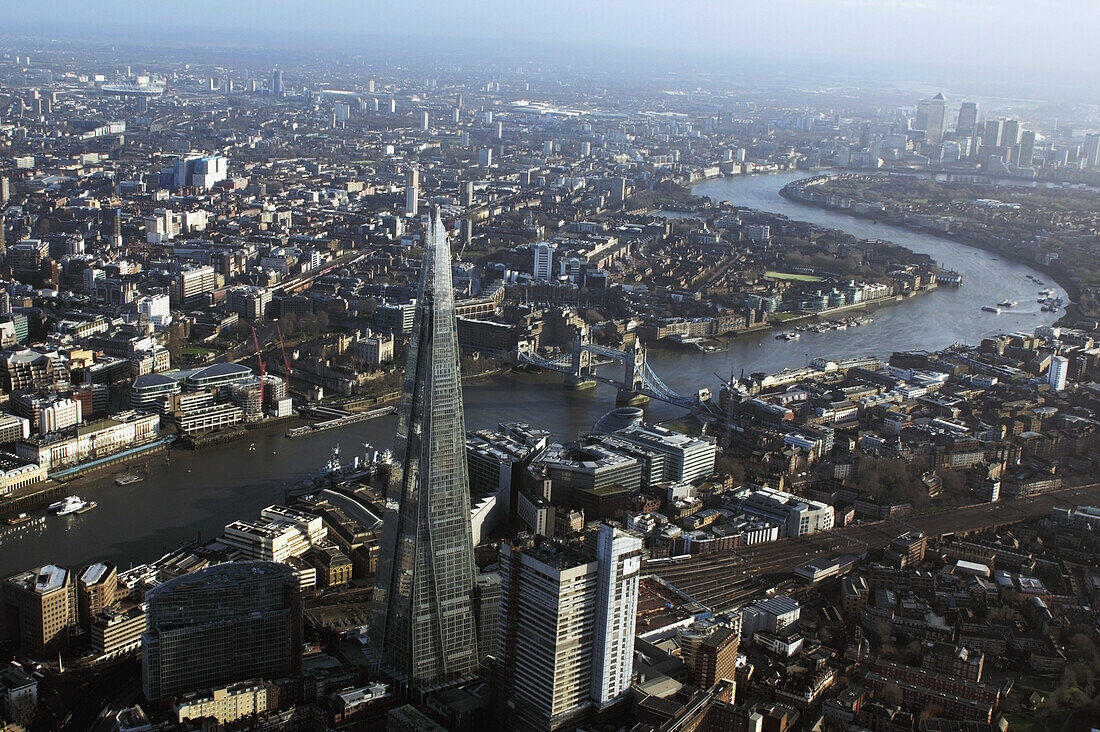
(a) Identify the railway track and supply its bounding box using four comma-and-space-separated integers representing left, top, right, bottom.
645, 483, 1100, 611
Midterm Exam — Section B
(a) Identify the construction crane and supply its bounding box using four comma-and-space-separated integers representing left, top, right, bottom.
251, 325, 265, 409
276, 323, 292, 388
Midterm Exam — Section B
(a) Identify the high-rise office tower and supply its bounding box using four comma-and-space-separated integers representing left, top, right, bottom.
915, 99, 930, 134
1002, 119, 1022, 148
1083, 133, 1100, 168
925, 93, 947, 144
405, 167, 419, 217
498, 523, 642, 730
271, 68, 283, 97
462, 180, 475, 208
590, 523, 643, 709
142, 561, 301, 702
1049, 355, 1068, 392
984, 118, 1005, 147
957, 101, 979, 136
1018, 130, 1036, 167
111, 208, 123, 249
372, 210, 479, 686
420, 111, 429, 131
533, 242, 554, 281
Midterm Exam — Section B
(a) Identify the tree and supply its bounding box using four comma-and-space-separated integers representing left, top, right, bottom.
714, 454, 746, 484
878, 681, 904, 707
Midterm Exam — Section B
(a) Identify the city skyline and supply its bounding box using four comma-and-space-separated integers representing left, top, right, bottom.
0, 2, 1097, 100
0, 14, 1095, 727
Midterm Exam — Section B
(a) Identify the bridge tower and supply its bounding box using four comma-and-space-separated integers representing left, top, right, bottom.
564, 326, 596, 389
616, 338, 650, 405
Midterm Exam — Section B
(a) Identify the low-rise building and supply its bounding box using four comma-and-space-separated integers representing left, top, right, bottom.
0, 667, 37, 727
91, 606, 145, 657
15, 412, 160, 470
726, 485, 834, 537
175, 680, 275, 724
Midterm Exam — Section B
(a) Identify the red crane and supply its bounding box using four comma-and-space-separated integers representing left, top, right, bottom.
251, 325, 265, 408
276, 323, 292, 388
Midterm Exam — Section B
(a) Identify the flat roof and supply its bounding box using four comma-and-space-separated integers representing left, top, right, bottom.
188, 362, 252, 381
133, 373, 180, 388
81, 562, 110, 586
6, 564, 70, 594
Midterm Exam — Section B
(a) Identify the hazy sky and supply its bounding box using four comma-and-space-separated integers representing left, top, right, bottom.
3, 1, 1098, 89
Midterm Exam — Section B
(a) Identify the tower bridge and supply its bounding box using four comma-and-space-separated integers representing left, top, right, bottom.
514, 329, 713, 412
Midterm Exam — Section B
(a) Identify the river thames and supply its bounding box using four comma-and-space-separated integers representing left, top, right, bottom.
0, 171, 1066, 577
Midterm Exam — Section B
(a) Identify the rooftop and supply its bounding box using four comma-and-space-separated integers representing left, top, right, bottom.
6, 563, 69, 594
80, 562, 111, 586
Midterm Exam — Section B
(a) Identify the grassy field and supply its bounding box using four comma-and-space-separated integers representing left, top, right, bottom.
764, 270, 824, 282
1004, 710, 1070, 732
770, 312, 808, 322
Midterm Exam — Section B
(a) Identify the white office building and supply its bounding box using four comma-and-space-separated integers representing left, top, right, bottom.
591, 524, 642, 709
729, 486, 834, 537
405, 167, 419, 216
533, 242, 555, 281
613, 424, 716, 484
39, 398, 82, 434
499, 522, 642, 730
137, 294, 171, 320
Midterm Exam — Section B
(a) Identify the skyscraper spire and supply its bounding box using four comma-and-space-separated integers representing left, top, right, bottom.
372, 208, 478, 686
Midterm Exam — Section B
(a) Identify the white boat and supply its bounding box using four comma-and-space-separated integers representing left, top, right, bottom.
52, 496, 91, 516
997, 299, 1018, 308
981, 306, 1001, 314
775, 332, 800, 340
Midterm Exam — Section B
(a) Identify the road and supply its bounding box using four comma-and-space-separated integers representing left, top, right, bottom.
647, 484, 1100, 611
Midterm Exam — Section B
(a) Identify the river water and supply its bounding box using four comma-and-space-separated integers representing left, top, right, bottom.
0, 171, 1066, 577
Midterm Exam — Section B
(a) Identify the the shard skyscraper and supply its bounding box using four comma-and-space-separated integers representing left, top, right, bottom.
372, 209, 479, 686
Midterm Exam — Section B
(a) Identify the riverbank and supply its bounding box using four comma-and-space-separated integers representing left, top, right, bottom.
778, 179, 1082, 324
643, 285, 940, 354
2, 169, 1068, 580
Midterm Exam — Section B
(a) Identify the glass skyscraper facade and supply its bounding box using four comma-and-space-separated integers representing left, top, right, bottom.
141, 561, 301, 702
372, 210, 479, 685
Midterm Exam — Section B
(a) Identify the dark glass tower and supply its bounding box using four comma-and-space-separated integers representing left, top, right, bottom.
142, 561, 301, 702
372, 210, 478, 685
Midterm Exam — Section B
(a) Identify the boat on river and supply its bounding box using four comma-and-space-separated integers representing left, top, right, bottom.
115, 474, 143, 486
997, 299, 1018, 308
51, 496, 93, 516
5, 513, 31, 526
981, 306, 1001, 314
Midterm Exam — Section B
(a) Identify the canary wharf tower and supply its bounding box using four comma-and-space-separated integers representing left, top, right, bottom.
372, 209, 478, 685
